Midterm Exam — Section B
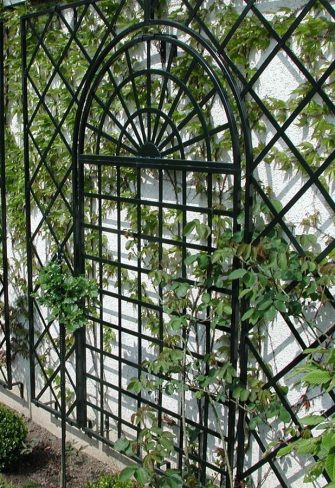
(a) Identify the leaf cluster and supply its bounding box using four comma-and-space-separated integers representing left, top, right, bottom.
85, 472, 138, 488
34, 260, 98, 333
0, 404, 28, 471
278, 415, 335, 486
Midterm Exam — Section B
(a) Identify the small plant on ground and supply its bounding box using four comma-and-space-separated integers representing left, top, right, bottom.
0, 404, 28, 470
22, 482, 40, 488
85, 473, 138, 488
0, 475, 14, 488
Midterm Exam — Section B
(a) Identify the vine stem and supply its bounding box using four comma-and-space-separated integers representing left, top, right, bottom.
181, 327, 190, 468
210, 398, 234, 488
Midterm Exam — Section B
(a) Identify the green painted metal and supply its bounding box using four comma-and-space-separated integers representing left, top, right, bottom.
20, 0, 335, 486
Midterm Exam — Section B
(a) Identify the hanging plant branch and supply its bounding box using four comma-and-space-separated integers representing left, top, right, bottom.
34, 260, 98, 333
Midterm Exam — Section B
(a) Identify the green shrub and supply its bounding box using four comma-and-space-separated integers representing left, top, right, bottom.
86, 473, 136, 488
0, 474, 14, 487
0, 404, 28, 470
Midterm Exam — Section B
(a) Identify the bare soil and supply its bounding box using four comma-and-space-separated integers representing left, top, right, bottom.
2, 417, 115, 488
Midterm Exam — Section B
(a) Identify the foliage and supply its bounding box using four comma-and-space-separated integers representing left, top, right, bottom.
118, 225, 335, 487
85, 473, 138, 488
21, 482, 40, 488
278, 414, 335, 485
35, 260, 98, 333
114, 408, 183, 487
277, 345, 335, 486
0, 404, 28, 471
0, 476, 14, 488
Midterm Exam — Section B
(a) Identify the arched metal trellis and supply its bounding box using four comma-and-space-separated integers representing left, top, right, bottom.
72, 15, 246, 484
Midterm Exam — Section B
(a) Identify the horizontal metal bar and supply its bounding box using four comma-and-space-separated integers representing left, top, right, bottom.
80, 154, 240, 174
83, 224, 225, 254
83, 251, 233, 296
84, 191, 234, 218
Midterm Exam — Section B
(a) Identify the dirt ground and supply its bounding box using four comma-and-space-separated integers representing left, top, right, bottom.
2, 417, 116, 488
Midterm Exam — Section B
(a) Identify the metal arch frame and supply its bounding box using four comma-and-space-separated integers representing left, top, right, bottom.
72, 14, 248, 487
73, 19, 251, 163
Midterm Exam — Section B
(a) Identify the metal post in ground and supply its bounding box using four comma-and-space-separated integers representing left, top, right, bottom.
60, 321, 67, 488
57, 249, 66, 488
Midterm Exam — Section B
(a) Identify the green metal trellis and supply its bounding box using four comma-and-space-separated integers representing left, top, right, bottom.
20, 0, 335, 486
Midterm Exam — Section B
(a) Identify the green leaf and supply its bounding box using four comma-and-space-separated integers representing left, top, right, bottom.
175, 283, 189, 298
243, 271, 256, 286
158, 470, 183, 488
223, 304, 232, 315
125, 239, 134, 250
249, 415, 262, 430
134, 467, 150, 484
169, 316, 185, 331
240, 388, 249, 402
119, 465, 137, 482
270, 198, 283, 213
228, 268, 247, 280
264, 306, 277, 322
184, 254, 198, 265
240, 288, 252, 298
295, 437, 317, 455
258, 299, 273, 311
196, 222, 211, 240
303, 369, 331, 385
127, 378, 142, 394
279, 407, 291, 424
274, 299, 286, 312
326, 454, 335, 480
183, 220, 197, 236
114, 437, 131, 453
299, 415, 325, 426
277, 444, 294, 457
241, 308, 254, 321
202, 293, 211, 304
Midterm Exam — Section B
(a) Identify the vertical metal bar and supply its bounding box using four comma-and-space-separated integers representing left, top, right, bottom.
227, 172, 241, 488
21, 17, 35, 401
144, 0, 151, 22
117, 166, 122, 439
146, 40, 151, 142
136, 167, 142, 440
0, 20, 11, 389
73, 136, 87, 428
60, 320, 67, 488
56, 248, 67, 487
179, 168, 186, 475
98, 152, 104, 437
235, 301, 248, 483
236, 127, 254, 484
157, 168, 163, 431
74, 328, 87, 426
201, 170, 212, 485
